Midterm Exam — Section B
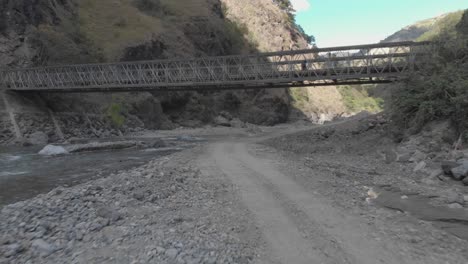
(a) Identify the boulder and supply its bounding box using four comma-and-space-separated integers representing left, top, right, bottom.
148, 139, 167, 148
214, 116, 231, 127
38, 145, 69, 156
96, 205, 122, 223
27, 131, 49, 145
447, 192, 464, 204
3, 243, 23, 257
383, 148, 397, 164
31, 239, 56, 256
219, 111, 233, 120
246, 124, 262, 135
396, 152, 411, 163
451, 162, 468, 181
230, 118, 246, 128
447, 203, 464, 209
429, 169, 443, 178
413, 161, 426, 172
441, 161, 460, 175
409, 150, 426, 162
452, 151, 466, 160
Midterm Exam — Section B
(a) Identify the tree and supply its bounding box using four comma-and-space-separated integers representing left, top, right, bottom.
297, 25, 315, 45
456, 9, 468, 35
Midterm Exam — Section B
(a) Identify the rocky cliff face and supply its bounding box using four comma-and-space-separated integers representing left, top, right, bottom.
220, 0, 309, 52
0, 0, 312, 145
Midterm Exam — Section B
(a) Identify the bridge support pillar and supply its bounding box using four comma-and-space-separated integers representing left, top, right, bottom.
1, 91, 23, 141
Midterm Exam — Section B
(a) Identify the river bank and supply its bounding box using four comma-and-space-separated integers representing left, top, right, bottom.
0, 135, 203, 206
3, 119, 468, 263
0, 148, 258, 263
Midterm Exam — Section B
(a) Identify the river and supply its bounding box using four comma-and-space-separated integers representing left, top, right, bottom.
0, 136, 201, 206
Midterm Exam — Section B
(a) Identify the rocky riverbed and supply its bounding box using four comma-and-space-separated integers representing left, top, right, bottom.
4, 118, 468, 263
0, 148, 257, 264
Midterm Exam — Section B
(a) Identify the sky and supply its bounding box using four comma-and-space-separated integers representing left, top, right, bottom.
292, 0, 468, 47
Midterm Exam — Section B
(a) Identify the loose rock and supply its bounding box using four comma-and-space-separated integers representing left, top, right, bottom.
441, 161, 460, 176
451, 161, 468, 180
165, 248, 179, 258
31, 239, 56, 256
413, 161, 426, 172
27, 131, 49, 146
447, 203, 464, 209
38, 145, 69, 156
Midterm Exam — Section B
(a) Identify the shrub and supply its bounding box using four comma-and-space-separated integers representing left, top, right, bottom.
31, 24, 103, 65
389, 19, 468, 137
223, 92, 241, 110
289, 88, 309, 108
338, 85, 384, 113
106, 103, 126, 128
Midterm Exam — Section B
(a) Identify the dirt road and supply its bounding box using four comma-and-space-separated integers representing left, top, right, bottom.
3, 123, 468, 263
197, 139, 467, 264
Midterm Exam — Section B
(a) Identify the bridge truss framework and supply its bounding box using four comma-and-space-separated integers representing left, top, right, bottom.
0, 41, 433, 93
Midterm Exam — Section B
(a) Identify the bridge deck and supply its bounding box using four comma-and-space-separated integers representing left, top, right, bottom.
0, 41, 432, 93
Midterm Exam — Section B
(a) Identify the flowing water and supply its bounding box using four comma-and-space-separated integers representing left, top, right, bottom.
0, 137, 199, 206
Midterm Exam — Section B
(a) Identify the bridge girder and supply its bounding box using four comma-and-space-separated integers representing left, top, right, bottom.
0, 41, 433, 93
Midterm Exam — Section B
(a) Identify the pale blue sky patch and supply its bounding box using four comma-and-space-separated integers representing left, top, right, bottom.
293, 0, 468, 47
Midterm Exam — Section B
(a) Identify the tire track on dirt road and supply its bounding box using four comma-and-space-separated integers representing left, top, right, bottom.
199, 141, 433, 264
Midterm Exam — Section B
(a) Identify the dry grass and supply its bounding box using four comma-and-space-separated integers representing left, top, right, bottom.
77, 0, 226, 61
78, 0, 164, 61
290, 86, 346, 114
159, 0, 212, 17
417, 10, 464, 41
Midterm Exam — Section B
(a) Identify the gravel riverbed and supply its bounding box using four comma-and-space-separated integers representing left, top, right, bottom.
0, 148, 258, 264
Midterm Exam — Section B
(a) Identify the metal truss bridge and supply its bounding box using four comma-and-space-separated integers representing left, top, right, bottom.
0, 41, 432, 93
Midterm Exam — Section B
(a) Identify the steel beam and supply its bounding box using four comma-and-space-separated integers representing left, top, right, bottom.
0, 41, 433, 93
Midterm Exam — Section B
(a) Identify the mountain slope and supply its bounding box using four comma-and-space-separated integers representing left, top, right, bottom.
383, 10, 465, 42
0, 0, 311, 144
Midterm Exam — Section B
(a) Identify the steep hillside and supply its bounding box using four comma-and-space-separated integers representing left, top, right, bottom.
345, 10, 468, 125
383, 10, 465, 42
223, 1, 362, 123
0, 0, 311, 145
388, 9, 468, 140
221, 0, 309, 52
302, 11, 467, 121
0, 0, 253, 66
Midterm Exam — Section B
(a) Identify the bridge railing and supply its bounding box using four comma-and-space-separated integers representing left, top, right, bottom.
0, 41, 433, 91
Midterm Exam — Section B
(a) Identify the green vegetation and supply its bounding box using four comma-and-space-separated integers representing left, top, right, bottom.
78, 0, 164, 61
133, 0, 163, 16
290, 85, 383, 115
273, 0, 315, 45
389, 9, 468, 139
106, 102, 126, 128
297, 25, 315, 45
30, 0, 256, 64
289, 88, 309, 109
31, 18, 104, 65
338, 86, 384, 113
417, 10, 465, 41
457, 10, 468, 35
274, 0, 295, 12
